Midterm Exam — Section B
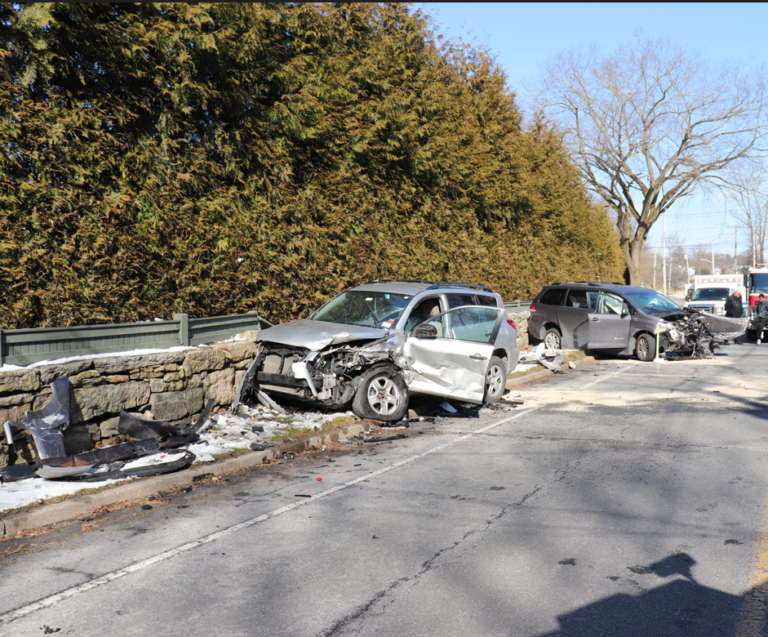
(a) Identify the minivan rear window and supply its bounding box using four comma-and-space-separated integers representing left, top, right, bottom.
539, 288, 565, 306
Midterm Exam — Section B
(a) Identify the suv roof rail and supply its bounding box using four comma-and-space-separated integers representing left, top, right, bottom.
555, 281, 629, 287
364, 279, 493, 292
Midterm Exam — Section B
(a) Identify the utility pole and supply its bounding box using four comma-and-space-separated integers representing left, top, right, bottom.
685, 250, 690, 285
712, 242, 716, 274
662, 217, 667, 296
734, 226, 738, 273
653, 245, 658, 290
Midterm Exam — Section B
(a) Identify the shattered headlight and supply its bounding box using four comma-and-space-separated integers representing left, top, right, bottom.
656, 321, 679, 342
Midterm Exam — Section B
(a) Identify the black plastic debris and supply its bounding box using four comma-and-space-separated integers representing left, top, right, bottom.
35, 439, 161, 480
0, 462, 40, 483
363, 433, 407, 443
117, 398, 216, 445
559, 558, 577, 566
141, 504, 153, 510
62, 450, 196, 482
5, 377, 71, 460
192, 473, 214, 482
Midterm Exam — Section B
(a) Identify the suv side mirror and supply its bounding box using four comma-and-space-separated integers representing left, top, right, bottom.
413, 323, 438, 339
622, 304, 630, 317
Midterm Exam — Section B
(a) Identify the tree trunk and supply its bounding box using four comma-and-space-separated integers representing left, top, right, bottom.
620, 230, 646, 287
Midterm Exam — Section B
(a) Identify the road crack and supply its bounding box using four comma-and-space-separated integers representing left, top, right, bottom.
318, 474, 564, 637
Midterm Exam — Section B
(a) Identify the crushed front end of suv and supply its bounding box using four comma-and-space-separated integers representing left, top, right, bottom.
234, 281, 519, 421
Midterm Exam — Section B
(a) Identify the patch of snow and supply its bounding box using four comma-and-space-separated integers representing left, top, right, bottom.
0, 476, 128, 513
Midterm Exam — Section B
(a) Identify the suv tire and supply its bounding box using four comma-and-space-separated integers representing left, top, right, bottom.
484, 356, 507, 404
635, 333, 655, 361
352, 365, 409, 422
543, 328, 562, 350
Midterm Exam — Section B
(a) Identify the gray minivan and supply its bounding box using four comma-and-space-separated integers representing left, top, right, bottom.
528, 282, 684, 361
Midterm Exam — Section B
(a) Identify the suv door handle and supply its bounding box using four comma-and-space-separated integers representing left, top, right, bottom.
591, 317, 600, 322
470, 354, 487, 360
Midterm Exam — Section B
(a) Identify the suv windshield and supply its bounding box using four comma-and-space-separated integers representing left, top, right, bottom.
622, 289, 681, 314
313, 291, 412, 328
690, 288, 729, 301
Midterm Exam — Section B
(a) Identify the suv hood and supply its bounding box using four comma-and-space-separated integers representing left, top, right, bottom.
256, 320, 387, 351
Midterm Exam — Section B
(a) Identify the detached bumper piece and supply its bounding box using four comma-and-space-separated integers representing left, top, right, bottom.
0, 381, 216, 483
117, 398, 216, 448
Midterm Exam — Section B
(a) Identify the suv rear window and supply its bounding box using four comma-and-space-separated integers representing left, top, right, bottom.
446, 293, 476, 309
475, 295, 499, 307
539, 288, 565, 306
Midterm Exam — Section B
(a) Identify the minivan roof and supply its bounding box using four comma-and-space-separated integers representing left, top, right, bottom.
545, 282, 654, 294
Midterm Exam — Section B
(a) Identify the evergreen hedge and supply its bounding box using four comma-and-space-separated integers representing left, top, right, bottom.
0, 3, 624, 328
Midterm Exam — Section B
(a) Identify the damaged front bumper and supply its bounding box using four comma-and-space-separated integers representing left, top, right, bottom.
235, 339, 395, 410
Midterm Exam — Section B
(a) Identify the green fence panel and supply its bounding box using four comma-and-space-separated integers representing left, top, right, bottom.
504, 300, 532, 313
2, 320, 182, 367
188, 311, 263, 347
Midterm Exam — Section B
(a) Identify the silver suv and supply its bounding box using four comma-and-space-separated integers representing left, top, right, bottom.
234, 280, 519, 421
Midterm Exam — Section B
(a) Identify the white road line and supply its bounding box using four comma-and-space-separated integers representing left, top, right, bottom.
0, 360, 633, 625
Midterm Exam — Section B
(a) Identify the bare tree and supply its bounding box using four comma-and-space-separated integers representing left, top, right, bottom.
539, 36, 768, 284
724, 161, 768, 266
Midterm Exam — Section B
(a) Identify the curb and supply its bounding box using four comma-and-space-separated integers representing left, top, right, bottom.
1, 422, 377, 537
505, 355, 596, 388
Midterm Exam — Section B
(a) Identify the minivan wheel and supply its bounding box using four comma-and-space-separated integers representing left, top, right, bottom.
352, 365, 409, 422
635, 333, 656, 362
543, 328, 562, 350
484, 356, 507, 404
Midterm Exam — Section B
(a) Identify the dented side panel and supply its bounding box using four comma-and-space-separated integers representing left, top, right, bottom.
403, 337, 492, 403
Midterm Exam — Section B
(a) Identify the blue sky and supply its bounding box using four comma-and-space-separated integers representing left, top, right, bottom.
416, 3, 768, 257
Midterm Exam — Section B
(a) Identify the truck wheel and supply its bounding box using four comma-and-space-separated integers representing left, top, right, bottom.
635, 333, 656, 362
484, 356, 507, 404
352, 366, 409, 422
543, 328, 562, 350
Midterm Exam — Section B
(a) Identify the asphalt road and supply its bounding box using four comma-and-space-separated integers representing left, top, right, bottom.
2, 343, 768, 637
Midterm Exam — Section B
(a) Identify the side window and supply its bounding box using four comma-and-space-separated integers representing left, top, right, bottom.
539, 288, 565, 306
475, 295, 499, 307
596, 293, 624, 315
404, 297, 442, 334
424, 307, 501, 343
446, 294, 476, 309
565, 290, 589, 309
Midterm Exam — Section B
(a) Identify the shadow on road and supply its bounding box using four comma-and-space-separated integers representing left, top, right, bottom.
538, 553, 760, 637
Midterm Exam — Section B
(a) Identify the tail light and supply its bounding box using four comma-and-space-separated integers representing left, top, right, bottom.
506, 319, 517, 330
529, 305, 537, 312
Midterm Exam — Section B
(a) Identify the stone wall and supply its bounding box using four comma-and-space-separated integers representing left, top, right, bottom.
0, 339, 258, 468
508, 311, 531, 349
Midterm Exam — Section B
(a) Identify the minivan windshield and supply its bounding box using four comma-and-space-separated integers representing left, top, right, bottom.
313, 291, 412, 328
622, 289, 681, 315
690, 288, 729, 301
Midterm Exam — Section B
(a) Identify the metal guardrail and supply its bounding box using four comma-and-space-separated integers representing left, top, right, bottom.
0, 311, 265, 367
504, 300, 532, 313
